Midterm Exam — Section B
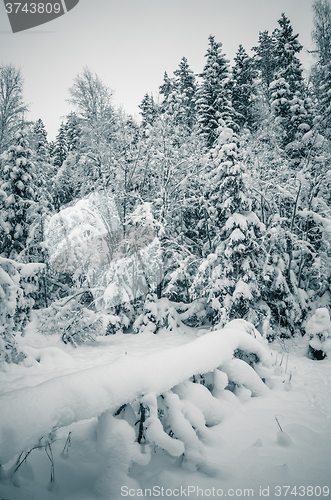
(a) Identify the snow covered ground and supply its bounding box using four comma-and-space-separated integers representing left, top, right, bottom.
0, 322, 331, 500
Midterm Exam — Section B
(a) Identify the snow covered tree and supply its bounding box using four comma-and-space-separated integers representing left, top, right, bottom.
260, 214, 307, 337
312, 0, 331, 66
159, 71, 175, 112
32, 119, 49, 161
52, 122, 68, 170
159, 58, 197, 130
0, 128, 38, 259
232, 45, 257, 129
252, 31, 277, 91
172, 57, 197, 129
67, 67, 115, 153
68, 67, 113, 126
318, 61, 331, 137
268, 14, 311, 148
273, 14, 304, 95
310, 0, 331, 104
269, 77, 292, 145
139, 93, 158, 128
0, 65, 28, 154
65, 112, 81, 153
196, 36, 237, 147
309, 2, 331, 137
0, 257, 44, 363
190, 122, 265, 327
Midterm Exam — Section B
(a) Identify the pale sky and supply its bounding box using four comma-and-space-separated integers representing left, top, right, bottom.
0, 0, 316, 141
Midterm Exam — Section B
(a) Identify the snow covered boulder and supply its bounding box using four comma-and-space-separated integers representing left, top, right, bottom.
305, 308, 331, 359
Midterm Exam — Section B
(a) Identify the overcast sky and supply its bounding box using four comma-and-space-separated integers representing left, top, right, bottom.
0, 0, 316, 141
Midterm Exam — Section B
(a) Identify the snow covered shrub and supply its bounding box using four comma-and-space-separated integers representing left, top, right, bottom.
104, 303, 134, 335
175, 298, 208, 327
36, 294, 110, 345
133, 294, 180, 334
0, 257, 43, 363
305, 307, 331, 359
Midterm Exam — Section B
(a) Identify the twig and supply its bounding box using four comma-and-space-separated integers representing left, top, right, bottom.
275, 415, 283, 432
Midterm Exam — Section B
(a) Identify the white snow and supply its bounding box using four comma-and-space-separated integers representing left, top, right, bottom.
0, 322, 331, 500
0, 320, 272, 465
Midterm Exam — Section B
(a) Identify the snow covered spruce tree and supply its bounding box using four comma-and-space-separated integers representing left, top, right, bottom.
0, 128, 38, 260
31, 119, 54, 195
32, 119, 49, 162
65, 111, 82, 153
52, 120, 81, 209
159, 57, 197, 130
269, 14, 312, 151
232, 45, 257, 130
172, 57, 197, 130
52, 122, 68, 170
190, 122, 265, 328
196, 36, 237, 148
252, 30, 277, 91
139, 93, 158, 129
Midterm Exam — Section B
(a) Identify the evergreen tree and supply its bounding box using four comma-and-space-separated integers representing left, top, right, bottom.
139, 93, 158, 128
252, 31, 277, 90
269, 77, 292, 144
33, 119, 49, 160
232, 45, 257, 129
273, 13, 304, 95
0, 128, 37, 259
159, 71, 175, 112
196, 36, 237, 147
160, 58, 197, 129
269, 15, 311, 147
190, 122, 265, 327
65, 112, 82, 152
52, 122, 68, 169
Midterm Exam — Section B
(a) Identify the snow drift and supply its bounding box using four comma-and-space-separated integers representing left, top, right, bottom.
0, 320, 272, 465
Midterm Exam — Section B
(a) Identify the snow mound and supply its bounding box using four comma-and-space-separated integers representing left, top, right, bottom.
305, 308, 331, 358
0, 320, 272, 465
306, 308, 331, 337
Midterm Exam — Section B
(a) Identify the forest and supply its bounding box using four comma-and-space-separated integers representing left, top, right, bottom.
0, 1, 331, 499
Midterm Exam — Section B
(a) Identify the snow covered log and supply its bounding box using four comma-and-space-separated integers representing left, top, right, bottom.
0, 320, 273, 465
